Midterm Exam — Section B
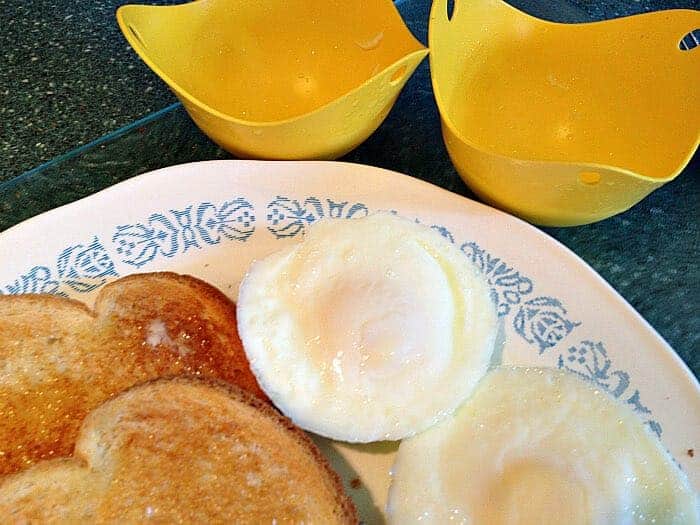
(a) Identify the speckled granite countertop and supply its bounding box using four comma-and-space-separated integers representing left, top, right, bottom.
0, 0, 698, 377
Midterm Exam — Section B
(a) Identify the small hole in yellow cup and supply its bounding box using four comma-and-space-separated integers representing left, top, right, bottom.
579, 171, 601, 185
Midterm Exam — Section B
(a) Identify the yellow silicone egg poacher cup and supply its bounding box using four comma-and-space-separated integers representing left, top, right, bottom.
430, 0, 699, 226
117, 0, 428, 160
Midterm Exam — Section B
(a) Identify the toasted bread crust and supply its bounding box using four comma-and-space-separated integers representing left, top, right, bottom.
0, 377, 358, 524
0, 272, 265, 476
3, 292, 95, 316
191, 376, 359, 525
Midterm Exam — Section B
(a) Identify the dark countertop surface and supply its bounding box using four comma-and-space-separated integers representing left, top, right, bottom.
1, 0, 698, 378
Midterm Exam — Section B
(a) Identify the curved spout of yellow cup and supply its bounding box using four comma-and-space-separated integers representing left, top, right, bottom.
117, 0, 428, 160
430, 0, 699, 226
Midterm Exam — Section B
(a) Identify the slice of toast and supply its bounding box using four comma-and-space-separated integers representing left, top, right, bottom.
0, 378, 357, 524
0, 272, 265, 476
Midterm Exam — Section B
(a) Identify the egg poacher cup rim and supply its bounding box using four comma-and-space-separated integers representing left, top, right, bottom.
117, 0, 429, 129
427, 0, 700, 184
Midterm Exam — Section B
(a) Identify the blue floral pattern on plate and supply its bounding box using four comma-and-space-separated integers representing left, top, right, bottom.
460, 241, 534, 317
513, 297, 581, 353
2, 236, 118, 297
559, 340, 660, 435
1, 192, 660, 435
112, 198, 255, 268
267, 196, 368, 238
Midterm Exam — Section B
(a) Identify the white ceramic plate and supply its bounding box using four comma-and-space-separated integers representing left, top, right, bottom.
1, 160, 697, 522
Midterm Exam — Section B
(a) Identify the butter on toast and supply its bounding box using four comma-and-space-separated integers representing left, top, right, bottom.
0, 378, 357, 524
0, 272, 265, 475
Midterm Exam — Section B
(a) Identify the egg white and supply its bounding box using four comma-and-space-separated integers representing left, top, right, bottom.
237, 213, 497, 442
387, 367, 699, 524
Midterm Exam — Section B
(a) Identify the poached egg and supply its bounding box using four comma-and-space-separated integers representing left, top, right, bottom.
387, 367, 699, 524
237, 213, 497, 442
